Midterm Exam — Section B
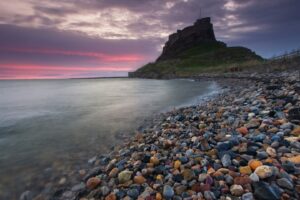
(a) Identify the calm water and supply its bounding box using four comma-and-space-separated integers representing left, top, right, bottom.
0, 78, 219, 199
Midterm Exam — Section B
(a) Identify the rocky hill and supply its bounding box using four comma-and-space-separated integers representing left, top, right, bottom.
129, 17, 263, 79
157, 17, 216, 61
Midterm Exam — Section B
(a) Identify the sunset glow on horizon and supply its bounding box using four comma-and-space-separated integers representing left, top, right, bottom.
0, 0, 299, 79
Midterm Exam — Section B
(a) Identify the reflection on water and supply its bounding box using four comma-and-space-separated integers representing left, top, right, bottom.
0, 78, 219, 199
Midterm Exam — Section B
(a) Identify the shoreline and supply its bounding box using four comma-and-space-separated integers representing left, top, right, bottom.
22, 71, 300, 200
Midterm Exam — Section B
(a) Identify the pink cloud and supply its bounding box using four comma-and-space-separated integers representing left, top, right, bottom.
0, 64, 133, 79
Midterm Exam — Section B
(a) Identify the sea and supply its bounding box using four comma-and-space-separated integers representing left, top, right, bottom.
0, 78, 220, 199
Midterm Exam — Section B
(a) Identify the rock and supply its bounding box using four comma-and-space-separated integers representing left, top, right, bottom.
139, 187, 154, 199
105, 193, 117, 200
88, 156, 97, 165
266, 147, 277, 157
127, 188, 139, 199
240, 166, 252, 175
175, 185, 187, 195
156, 193, 162, 200
225, 174, 234, 185
257, 151, 268, 159
280, 122, 292, 130
20, 191, 32, 200
204, 191, 216, 200
58, 177, 66, 185
174, 160, 181, 169
118, 170, 133, 184
221, 154, 231, 167
253, 181, 281, 200
101, 186, 110, 196
282, 161, 295, 173
230, 184, 244, 196
242, 192, 254, 200
249, 173, 259, 182
246, 119, 261, 129
156, 17, 216, 61
83, 167, 102, 182
291, 126, 300, 136
248, 160, 263, 170
288, 107, 300, 120
266, 85, 281, 90
163, 185, 174, 199
198, 173, 207, 182
198, 183, 211, 193
86, 177, 101, 189
276, 178, 294, 190
234, 176, 252, 185
237, 127, 249, 135
150, 156, 160, 165
182, 169, 195, 181
109, 168, 119, 178
71, 182, 86, 192
254, 165, 273, 179
287, 155, 300, 164
133, 176, 146, 184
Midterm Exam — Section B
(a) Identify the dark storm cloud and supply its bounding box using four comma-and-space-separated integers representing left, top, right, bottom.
0, 24, 159, 55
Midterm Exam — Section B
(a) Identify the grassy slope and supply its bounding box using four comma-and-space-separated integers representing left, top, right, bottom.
133, 41, 263, 78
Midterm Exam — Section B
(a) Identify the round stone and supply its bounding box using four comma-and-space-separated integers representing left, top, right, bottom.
174, 160, 181, 170
249, 173, 259, 182
254, 165, 273, 179
118, 170, 133, 184
109, 168, 119, 178
182, 169, 195, 181
266, 147, 276, 157
163, 185, 174, 199
276, 178, 293, 190
240, 166, 252, 175
248, 160, 263, 171
133, 176, 146, 184
230, 184, 244, 196
150, 156, 160, 165
237, 127, 249, 135
242, 192, 254, 200
86, 177, 101, 189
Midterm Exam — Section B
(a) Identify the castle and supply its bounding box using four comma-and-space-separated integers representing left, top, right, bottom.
157, 17, 216, 61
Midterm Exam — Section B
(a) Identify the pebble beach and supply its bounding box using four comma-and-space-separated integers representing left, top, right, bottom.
22, 71, 300, 200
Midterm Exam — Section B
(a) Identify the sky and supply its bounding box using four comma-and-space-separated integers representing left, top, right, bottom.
0, 0, 299, 79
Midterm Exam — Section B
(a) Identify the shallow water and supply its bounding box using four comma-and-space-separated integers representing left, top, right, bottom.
0, 78, 220, 198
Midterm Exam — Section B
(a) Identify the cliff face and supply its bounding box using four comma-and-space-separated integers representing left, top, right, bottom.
157, 17, 216, 61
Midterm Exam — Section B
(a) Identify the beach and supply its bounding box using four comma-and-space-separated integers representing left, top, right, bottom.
27, 70, 300, 200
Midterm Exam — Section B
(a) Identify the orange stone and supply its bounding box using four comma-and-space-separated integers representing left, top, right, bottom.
291, 127, 300, 136
156, 174, 163, 181
207, 167, 216, 174
287, 155, 300, 164
109, 168, 119, 178
156, 192, 162, 200
265, 158, 274, 163
150, 156, 160, 165
105, 193, 117, 200
174, 160, 181, 170
248, 160, 263, 171
133, 176, 146, 184
236, 127, 249, 135
86, 177, 101, 189
239, 166, 252, 175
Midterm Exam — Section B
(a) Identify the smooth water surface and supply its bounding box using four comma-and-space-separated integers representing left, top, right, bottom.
0, 78, 219, 198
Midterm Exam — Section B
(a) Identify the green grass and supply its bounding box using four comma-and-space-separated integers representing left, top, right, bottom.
132, 41, 263, 78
